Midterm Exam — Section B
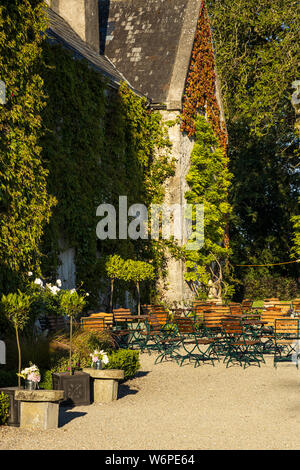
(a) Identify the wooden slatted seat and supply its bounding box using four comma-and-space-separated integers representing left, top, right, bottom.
292, 300, 300, 314
203, 310, 227, 334
274, 319, 300, 368
80, 312, 113, 331
113, 308, 132, 322
221, 318, 264, 368
173, 317, 220, 366
149, 310, 169, 327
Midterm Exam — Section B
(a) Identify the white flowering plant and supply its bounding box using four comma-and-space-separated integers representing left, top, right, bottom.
90, 349, 109, 366
17, 362, 41, 383
27, 273, 64, 318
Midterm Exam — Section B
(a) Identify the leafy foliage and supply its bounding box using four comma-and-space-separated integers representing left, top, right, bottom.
0, 392, 9, 425
1, 290, 32, 386
208, 0, 300, 296
40, 41, 174, 307
243, 275, 299, 301
184, 117, 233, 299
103, 349, 140, 381
0, 1, 55, 289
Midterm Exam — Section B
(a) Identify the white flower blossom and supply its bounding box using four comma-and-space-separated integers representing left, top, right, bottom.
50, 285, 60, 295
56, 279, 62, 287
34, 278, 43, 287
28, 271, 33, 277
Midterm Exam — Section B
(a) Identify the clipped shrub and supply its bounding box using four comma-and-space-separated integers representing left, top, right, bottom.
39, 370, 53, 390
103, 349, 140, 381
0, 392, 9, 425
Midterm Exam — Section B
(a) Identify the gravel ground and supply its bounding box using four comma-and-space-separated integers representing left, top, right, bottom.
1, 353, 300, 450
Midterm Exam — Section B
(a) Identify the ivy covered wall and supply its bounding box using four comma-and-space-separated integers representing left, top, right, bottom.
40, 41, 175, 307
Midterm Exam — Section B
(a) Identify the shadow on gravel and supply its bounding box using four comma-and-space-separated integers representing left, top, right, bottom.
117, 370, 150, 399
58, 407, 87, 427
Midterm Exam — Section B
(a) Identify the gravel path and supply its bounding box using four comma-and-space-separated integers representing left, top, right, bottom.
1, 353, 300, 450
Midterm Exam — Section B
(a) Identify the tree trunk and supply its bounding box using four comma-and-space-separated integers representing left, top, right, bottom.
109, 279, 114, 313
15, 326, 21, 388
137, 281, 140, 316
69, 316, 73, 376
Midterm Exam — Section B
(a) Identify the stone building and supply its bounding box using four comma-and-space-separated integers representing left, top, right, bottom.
45, 0, 225, 304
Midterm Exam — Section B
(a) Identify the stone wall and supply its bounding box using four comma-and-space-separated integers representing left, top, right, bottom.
156, 110, 195, 305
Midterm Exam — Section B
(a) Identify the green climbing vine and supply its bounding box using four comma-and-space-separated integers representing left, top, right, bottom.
40, 42, 175, 307
0, 1, 55, 292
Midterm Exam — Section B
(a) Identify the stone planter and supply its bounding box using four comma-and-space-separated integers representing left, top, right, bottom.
0, 387, 20, 427
82, 368, 124, 403
52, 371, 90, 406
15, 389, 64, 430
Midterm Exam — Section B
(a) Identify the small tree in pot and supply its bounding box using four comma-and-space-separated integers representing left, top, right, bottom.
105, 255, 125, 312
122, 260, 155, 316
1, 291, 31, 388
52, 289, 90, 406
59, 289, 87, 375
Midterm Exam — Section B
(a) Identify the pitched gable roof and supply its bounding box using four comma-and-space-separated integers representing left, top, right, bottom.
46, 7, 126, 89
99, 0, 204, 109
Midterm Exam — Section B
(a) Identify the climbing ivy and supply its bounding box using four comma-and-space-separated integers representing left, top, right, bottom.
181, 0, 227, 152
40, 42, 174, 307
0, 0, 55, 291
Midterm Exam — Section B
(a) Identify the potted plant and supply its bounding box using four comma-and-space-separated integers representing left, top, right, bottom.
0, 290, 31, 426
1, 291, 31, 388
105, 255, 125, 312
52, 288, 91, 406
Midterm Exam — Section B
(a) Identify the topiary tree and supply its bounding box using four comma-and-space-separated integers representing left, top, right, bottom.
1, 291, 32, 387
104, 255, 125, 312
122, 260, 155, 316
59, 289, 87, 375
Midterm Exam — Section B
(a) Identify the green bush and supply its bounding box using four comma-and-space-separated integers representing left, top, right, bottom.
243, 276, 299, 300
104, 349, 140, 381
39, 369, 53, 390
0, 392, 9, 425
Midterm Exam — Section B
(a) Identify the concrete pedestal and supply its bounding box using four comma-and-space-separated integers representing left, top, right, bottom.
83, 369, 124, 403
15, 389, 64, 430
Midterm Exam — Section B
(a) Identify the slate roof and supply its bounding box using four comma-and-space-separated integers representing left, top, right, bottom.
46, 7, 128, 90
99, 0, 204, 108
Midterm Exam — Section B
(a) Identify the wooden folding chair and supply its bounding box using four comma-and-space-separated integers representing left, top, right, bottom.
221, 318, 264, 369
274, 318, 300, 368
172, 317, 220, 367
